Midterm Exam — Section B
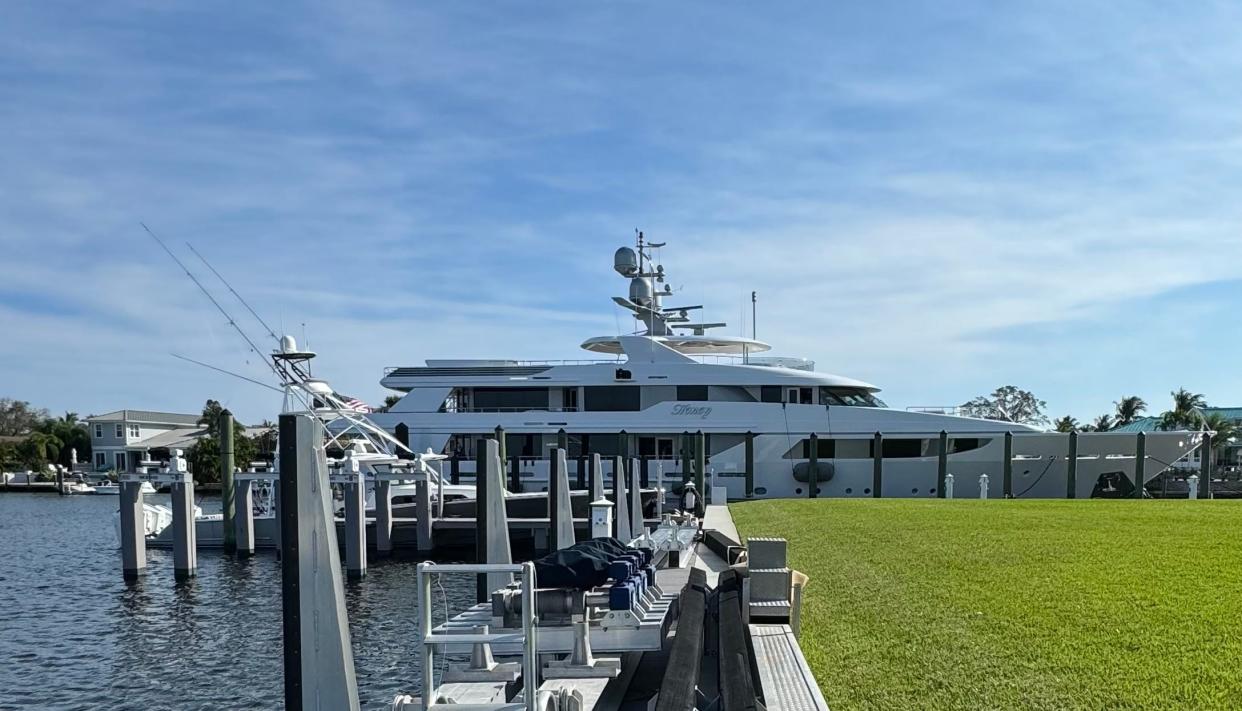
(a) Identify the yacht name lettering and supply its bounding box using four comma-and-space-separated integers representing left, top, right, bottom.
673, 405, 712, 419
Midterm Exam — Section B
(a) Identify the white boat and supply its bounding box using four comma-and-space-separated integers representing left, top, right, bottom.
91, 481, 156, 495
368, 235, 1201, 500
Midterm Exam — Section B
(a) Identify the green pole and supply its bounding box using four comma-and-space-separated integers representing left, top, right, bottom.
1003, 431, 1013, 498
1066, 431, 1078, 499
681, 431, 692, 485
936, 430, 948, 498
1200, 432, 1213, 499
808, 433, 818, 498
1133, 432, 1146, 499
694, 430, 706, 500
744, 431, 754, 499
872, 431, 883, 498
220, 409, 236, 554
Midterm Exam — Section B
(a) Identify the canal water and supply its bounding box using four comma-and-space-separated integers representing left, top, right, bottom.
0, 493, 477, 710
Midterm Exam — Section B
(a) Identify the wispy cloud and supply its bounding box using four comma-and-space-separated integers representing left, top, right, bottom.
2, 1, 1241, 423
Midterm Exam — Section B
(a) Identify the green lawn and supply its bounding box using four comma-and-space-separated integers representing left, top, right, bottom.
730, 499, 1242, 710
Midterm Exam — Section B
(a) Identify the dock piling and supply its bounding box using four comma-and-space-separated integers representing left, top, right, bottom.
1200, 432, 1213, 499
1067, 431, 1078, 499
551, 447, 574, 550
1133, 432, 1146, 498
590, 453, 603, 502
613, 455, 632, 541
936, 430, 948, 498
119, 474, 147, 581
169, 452, 197, 581
342, 453, 366, 580
630, 456, 643, 536
744, 431, 754, 499
220, 409, 236, 555
681, 432, 692, 484
872, 431, 883, 497
375, 480, 393, 556
234, 470, 255, 558
483, 440, 514, 595
808, 433, 818, 498
1003, 432, 1014, 498
415, 477, 433, 554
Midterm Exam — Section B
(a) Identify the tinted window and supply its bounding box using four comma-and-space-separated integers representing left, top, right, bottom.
761, 386, 783, 403
882, 438, 924, 458
472, 387, 549, 411
677, 385, 709, 401
584, 386, 641, 412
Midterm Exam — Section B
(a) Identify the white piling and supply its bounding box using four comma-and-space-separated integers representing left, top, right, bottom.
590, 453, 604, 503
483, 440, 514, 594
119, 474, 146, 581
979, 473, 990, 500
655, 461, 664, 518
415, 478, 433, 553
629, 457, 643, 537
1188, 474, 1200, 500
342, 455, 366, 580
945, 473, 955, 499
168, 451, 197, 581
376, 479, 393, 556
235, 472, 255, 558
553, 447, 575, 550
613, 456, 631, 542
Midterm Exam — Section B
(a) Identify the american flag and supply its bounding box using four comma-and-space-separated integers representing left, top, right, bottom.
341, 395, 372, 413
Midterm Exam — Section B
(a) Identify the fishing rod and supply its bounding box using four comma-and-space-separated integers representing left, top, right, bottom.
170, 353, 284, 393
185, 241, 281, 345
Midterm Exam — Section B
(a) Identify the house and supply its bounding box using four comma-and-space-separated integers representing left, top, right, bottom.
84, 410, 272, 473
1112, 406, 1242, 471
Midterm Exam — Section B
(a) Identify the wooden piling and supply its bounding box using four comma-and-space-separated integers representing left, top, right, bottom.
1133, 432, 1146, 499
744, 431, 754, 499
1066, 432, 1078, 499
220, 409, 236, 554
872, 431, 883, 498
808, 434, 818, 498
1200, 432, 1213, 499
1003, 432, 1014, 498
937, 430, 948, 498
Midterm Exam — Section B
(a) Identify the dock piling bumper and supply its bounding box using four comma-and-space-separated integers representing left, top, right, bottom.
119, 478, 146, 581
375, 480, 393, 556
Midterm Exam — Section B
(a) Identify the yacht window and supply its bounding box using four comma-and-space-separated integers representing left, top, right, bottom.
883, 438, 925, 458
677, 385, 709, 401
562, 388, 579, 412
822, 387, 887, 408
760, 386, 783, 403
471, 387, 549, 412
584, 386, 641, 412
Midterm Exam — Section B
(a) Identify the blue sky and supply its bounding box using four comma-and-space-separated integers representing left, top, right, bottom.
2, 2, 1241, 425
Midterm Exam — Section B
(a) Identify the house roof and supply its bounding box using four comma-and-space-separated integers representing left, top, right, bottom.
87, 410, 202, 426
1112, 417, 1160, 433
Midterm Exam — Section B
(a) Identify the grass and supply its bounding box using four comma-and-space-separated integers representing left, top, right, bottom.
730, 499, 1242, 710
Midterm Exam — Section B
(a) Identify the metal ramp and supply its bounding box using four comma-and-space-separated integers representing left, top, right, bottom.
749, 624, 829, 711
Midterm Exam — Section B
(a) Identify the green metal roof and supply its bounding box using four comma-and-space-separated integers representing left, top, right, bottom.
1111, 417, 1160, 433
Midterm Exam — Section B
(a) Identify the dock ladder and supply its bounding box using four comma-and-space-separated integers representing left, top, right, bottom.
417, 562, 540, 711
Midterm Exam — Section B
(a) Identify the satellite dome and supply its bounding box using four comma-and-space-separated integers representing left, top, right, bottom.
280, 334, 298, 353
629, 276, 654, 306
614, 247, 638, 276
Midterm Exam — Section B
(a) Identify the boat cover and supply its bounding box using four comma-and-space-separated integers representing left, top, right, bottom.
533, 537, 629, 589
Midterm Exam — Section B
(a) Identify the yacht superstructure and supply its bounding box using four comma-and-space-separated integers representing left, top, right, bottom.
371, 236, 1201, 499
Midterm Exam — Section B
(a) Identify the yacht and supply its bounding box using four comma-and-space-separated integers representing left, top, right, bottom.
369, 236, 1201, 500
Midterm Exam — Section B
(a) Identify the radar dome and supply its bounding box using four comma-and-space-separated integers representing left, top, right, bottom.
280, 334, 298, 353
613, 247, 638, 276
629, 276, 654, 306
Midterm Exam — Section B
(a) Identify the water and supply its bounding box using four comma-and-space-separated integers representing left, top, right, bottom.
0, 494, 477, 710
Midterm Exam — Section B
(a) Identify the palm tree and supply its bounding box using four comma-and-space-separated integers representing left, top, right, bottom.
1113, 396, 1147, 426
1053, 416, 1079, 433
1200, 412, 1239, 469
1159, 388, 1207, 431
1090, 414, 1114, 432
